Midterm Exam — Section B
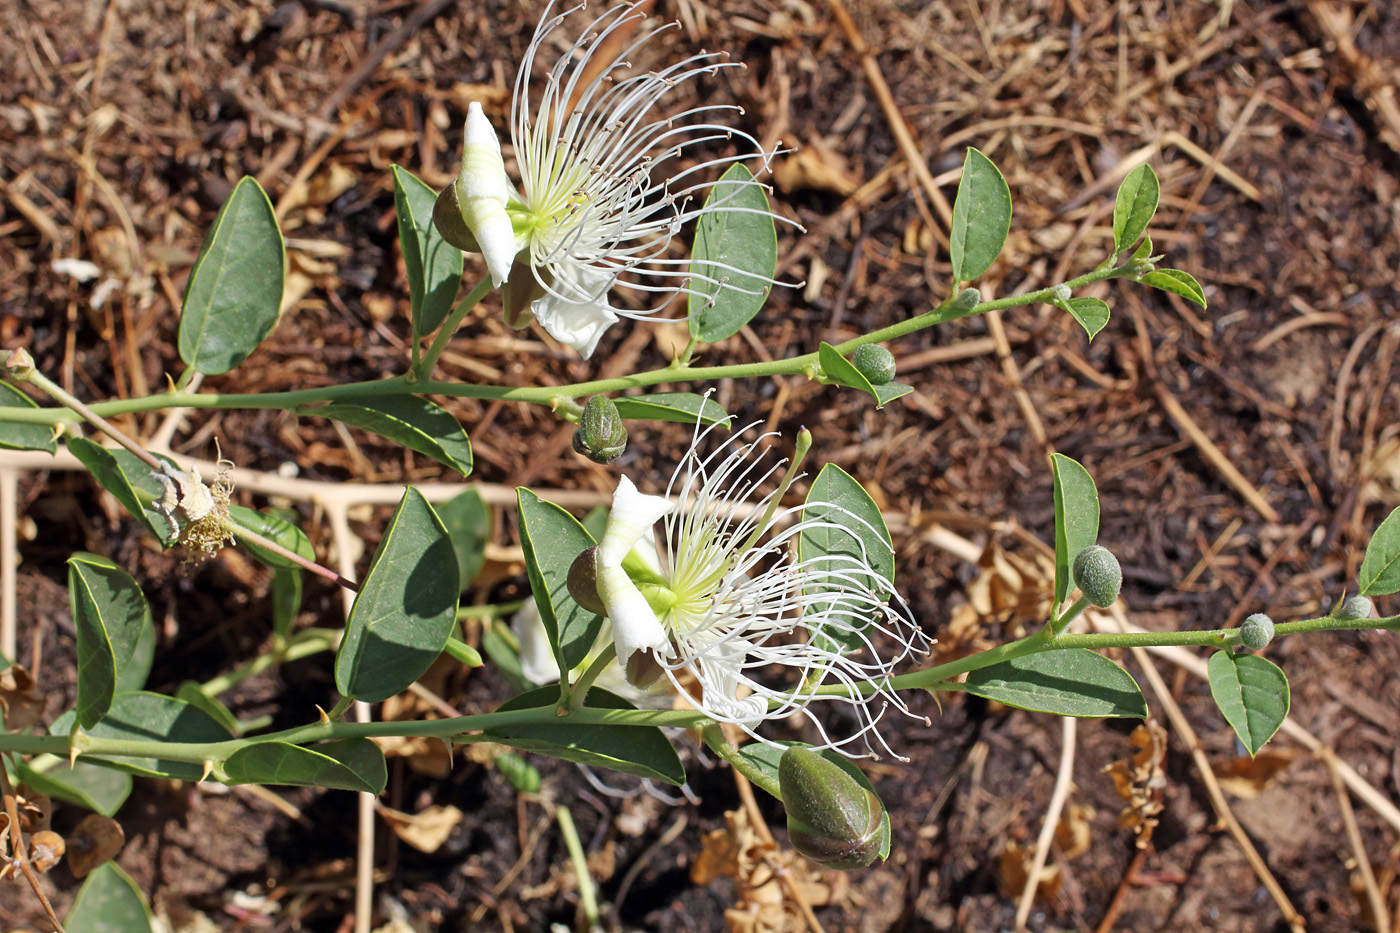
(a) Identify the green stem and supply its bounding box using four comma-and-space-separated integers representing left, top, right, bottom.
0, 264, 1138, 426
555, 805, 601, 930
1051, 594, 1091, 637
417, 277, 493, 378
562, 644, 617, 713
702, 723, 781, 799
198, 628, 339, 696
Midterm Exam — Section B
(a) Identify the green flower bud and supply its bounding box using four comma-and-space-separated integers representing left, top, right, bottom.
1337, 595, 1373, 620
566, 546, 607, 614
851, 344, 896, 386
433, 183, 483, 253
951, 287, 981, 311
1072, 545, 1122, 607
779, 747, 883, 871
1238, 613, 1275, 650
571, 395, 627, 464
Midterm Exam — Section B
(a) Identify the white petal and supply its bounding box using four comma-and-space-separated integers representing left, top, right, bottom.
531, 266, 620, 357
458, 102, 509, 204
596, 559, 669, 668
697, 639, 767, 725
599, 476, 673, 565
459, 199, 516, 287
510, 598, 562, 686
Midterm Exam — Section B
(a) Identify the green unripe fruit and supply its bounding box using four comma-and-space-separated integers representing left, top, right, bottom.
571, 395, 627, 464
779, 747, 883, 871
1072, 545, 1122, 607
1337, 595, 1373, 620
1238, 613, 1275, 650
851, 344, 896, 386
433, 183, 482, 253
566, 546, 606, 615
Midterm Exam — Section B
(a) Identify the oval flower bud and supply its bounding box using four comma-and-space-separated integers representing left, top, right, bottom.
779, 746, 883, 871
1239, 613, 1275, 650
1073, 545, 1122, 607
566, 546, 607, 615
572, 395, 628, 464
852, 344, 896, 386
433, 184, 481, 253
1337, 595, 1373, 620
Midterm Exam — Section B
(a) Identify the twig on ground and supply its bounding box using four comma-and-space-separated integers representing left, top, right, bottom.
1014, 715, 1077, 930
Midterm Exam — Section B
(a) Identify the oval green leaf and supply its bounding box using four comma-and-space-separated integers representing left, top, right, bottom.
1051, 453, 1100, 605
517, 488, 604, 672
392, 165, 463, 339
69, 554, 152, 729
438, 487, 490, 593
949, 148, 1012, 282
1359, 505, 1400, 595
1063, 297, 1110, 341
178, 176, 285, 374
309, 395, 472, 476
1112, 164, 1159, 254
485, 686, 685, 785
228, 504, 315, 568
688, 163, 778, 343
0, 380, 57, 452
612, 392, 730, 426
224, 738, 387, 793
963, 648, 1147, 718
50, 692, 232, 781
799, 464, 895, 654
1207, 650, 1290, 755
18, 756, 133, 817
67, 437, 178, 545
175, 681, 241, 734
66, 862, 154, 933
336, 487, 459, 703
1140, 269, 1207, 308
734, 741, 891, 860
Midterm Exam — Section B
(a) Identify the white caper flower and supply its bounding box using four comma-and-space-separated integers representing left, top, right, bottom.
453, 2, 786, 357
593, 423, 931, 758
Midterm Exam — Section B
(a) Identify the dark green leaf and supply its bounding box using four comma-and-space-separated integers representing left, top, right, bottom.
114, 610, 156, 695
1207, 651, 1290, 755
178, 176, 285, 374
66, 862, 153, 932
688, 163, 778, 342
439, 488, 489, 592
799, 464, 894, 654
67, 437, 177, 545
336, 488, 459, 702
963, 649, 1147, 718
1359, 505, 1400, 595
581, 507, 609, 542
50, 692, 232, 781
392, 165, 463, 339
0, 380, 57, 452
224, 738, 387, 793
734, 742, 891, 860
1062, 297, 1110, 341
485, 687, 685, 785
18, 757, 132, 816
1051, 453, 1100, 605
1112, 164, 1159, 254
175, 681, 241, 733
1141, 269, 1207, 308
69, 554, 151, 730
272, 567, 303, 640
871, 382, 914, 407
516, 489, 603, 672
949, 148, 1012, 282
612, 392, 730, 426
228, 504, 315, 568
309, 395, 472, 476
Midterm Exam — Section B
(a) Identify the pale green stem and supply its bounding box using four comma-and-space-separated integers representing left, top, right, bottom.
1050, 594, 1092, 637
556, 805, 601, 930
562, 644, 617, 713
701, 723, 781, 800
416, 277, 494, 378
0, 263, 1139, 426
198, 628, 339, 696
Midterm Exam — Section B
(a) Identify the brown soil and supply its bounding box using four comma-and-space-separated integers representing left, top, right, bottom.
2, 0, 1399, 930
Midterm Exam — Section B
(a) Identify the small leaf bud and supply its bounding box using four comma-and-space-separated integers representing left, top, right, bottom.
1337, 595, 1373, 620
1054, 284, 1073, 302
571, 395, 627, 464
779, 746, 883, 871
951, 287, 981, 311
851, 344, 896, 386
1072, 545, 1122, 607
1238, 613, 1275, 650
566, 546, 607, 614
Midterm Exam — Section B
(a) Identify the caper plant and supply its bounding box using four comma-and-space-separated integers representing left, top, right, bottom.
1, 2, 1398, 927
